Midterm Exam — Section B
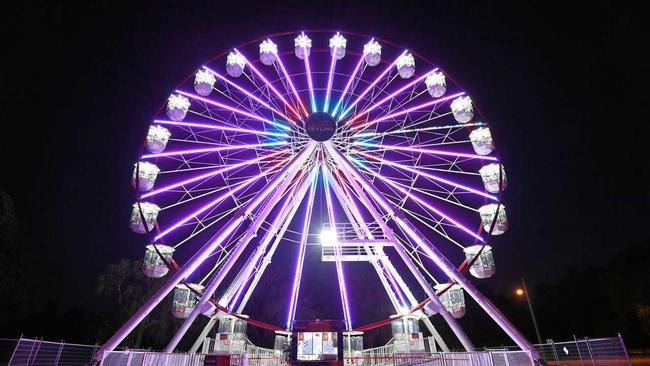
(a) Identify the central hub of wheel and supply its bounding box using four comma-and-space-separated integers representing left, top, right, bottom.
305, 112, 337, 142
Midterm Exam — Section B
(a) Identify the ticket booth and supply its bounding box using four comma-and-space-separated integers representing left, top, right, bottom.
291, 320, 346, 366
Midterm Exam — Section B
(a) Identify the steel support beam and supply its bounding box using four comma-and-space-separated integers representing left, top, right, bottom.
325, 142, 475, 352
326, 142, 542, 362
164, 146, 315, 352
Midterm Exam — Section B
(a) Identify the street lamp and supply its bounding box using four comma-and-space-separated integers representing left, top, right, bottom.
516, 278, 543, 344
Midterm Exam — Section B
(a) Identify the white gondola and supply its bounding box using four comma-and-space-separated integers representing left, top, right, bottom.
329, 33, 347, 60
194, 69, 216, 96
434, 284, 466, 319
425, 71, 447, 98
396, 53, 415, 79
363, 40, 381, 66
131, 161, 160, 191
172, 283, 204, 319
142, 244, 175, 278
166, 94, 190, 122
145, 125, 171, 153
226, 51, 246, 78
478, 203, 508, 235
129, 202, 160, 234
469, 127, 494, 155
259, 39, 277, 65
450, 96, 474, 123
479, 163, 507, 193
294, 33, 311, 60
463, 245, 496, 279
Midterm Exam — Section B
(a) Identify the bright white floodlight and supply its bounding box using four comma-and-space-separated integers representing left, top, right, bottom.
320, 229, 337, 246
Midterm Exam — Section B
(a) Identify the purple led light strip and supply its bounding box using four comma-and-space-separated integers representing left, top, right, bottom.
274, 49, 309, 117
330, 48, 367, 117
301, 35, 317, 113
141, 148, 288, 199
345, 68, 438, 125
153, 155, 291, 241
330, 168, 409, 310
286, 169, 318, 328
233, 49, 302, 120
354, 148, 498, 201
228, 184, 297, 309
175, 90, 290, 130
351, 92, 465, 131
323, 49, 337, 113
202, 66, 296, 125
349, 155, 484, 242
142, 141, 286, 159
338, 50, 408, 120
155, 119, 289, 137
354, 141, 498, 161
323, 168, 352, 329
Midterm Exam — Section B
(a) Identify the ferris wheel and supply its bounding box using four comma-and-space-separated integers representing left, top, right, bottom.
97, 30, 539, 362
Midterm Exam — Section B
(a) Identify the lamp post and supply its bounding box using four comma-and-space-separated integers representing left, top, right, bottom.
516, 277, 543, 344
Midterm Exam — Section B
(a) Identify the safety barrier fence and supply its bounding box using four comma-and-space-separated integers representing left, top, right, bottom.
0, 335, 630, 366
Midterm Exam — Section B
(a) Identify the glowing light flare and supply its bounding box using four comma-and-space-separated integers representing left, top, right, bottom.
515, 288, 525, 297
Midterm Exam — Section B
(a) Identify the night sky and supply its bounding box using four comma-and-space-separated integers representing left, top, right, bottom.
1, 0, 648, 347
